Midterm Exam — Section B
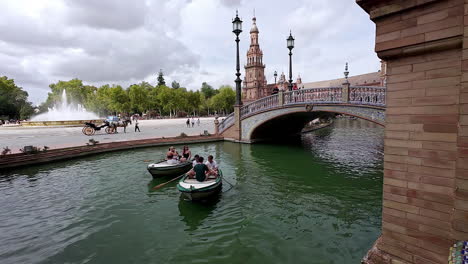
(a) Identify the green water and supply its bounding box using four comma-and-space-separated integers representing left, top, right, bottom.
0, 119, 384, 264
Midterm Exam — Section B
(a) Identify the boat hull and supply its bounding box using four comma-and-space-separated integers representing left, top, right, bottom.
177, 170, 223, 201
147, 161, 192, 179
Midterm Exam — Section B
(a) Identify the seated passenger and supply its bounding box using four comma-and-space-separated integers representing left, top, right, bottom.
188, 156, 210, 182
166, 147, 173, 160
205, 155, 218, 175
166, 154, 178, 165
192, 154, 199, 167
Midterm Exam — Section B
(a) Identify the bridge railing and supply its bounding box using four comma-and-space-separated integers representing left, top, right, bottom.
240, 94, 279, 118
218, 112, 235, 134
283, 87, 343, 105
349, 86, 386, 106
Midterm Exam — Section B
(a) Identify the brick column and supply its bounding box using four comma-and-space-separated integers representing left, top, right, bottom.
357, 0, 466, 263
233, 105, 242, 141
278, 90, 284, 106
342, 81, 350, 103
453, 0, 468, 238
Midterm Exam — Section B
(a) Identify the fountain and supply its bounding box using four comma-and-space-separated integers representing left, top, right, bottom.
22, 90, 103, 126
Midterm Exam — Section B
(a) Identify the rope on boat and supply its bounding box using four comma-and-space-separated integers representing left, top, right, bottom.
222, 178, 235, 193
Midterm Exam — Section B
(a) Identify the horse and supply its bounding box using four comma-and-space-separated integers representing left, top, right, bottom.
109, 119, 132, 133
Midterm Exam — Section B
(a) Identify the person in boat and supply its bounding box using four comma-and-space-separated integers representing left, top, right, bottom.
166, 154, 179, 165
181, 146, 191, 161
205, 155, 218, 174
192, 154, 199, 167
188, 156, 211, 182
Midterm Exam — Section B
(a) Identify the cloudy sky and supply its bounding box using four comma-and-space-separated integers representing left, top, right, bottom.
0, 0, 379, 104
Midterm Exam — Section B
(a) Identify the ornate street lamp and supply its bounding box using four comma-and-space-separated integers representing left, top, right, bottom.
232, 11, 243, 106
287, 31, 295, 91
274, 70, 278, 84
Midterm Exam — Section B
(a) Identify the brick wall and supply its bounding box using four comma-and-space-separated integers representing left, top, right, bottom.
358, 0, 467, 263
453, 0, 468, 240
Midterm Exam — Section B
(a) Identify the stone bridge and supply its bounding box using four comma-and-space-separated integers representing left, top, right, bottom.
217, 85, 386, 142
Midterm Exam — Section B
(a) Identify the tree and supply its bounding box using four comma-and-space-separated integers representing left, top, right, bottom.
171, 81, 180, 89
200, 82, 218, 99
0, 76, 34, 120
157, 70, 166, 86
128, 83, 149, 114
210, 85, 235, 114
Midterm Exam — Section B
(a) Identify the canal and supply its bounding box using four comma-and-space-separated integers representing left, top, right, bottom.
0, 118, 384, 264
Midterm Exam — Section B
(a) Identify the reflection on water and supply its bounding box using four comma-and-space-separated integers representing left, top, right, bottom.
0, 118, 383, 264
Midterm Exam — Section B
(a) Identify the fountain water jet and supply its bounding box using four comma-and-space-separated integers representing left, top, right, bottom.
23, 90, 103, 126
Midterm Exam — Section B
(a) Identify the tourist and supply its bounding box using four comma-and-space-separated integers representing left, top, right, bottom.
191, 117, 195, 127
166, 154, 178, 165
205, 155, 218, 174
135, 119, 140, 132
188, 156, 210, 182
197, 118, 200, 126
192, 154, 199, 167
181, 146, 191, 161
186, 118, 190, 128
170, 146, 180, 159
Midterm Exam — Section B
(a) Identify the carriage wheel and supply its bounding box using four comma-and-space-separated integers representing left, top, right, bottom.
83, 127, 95, 136
105, 127, 115, 134
82, 127, 87, 135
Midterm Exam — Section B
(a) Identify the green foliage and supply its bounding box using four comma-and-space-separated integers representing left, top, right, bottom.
200, 82, 219, 99
171, 81, 180, 89
3, 74, 235, 120
157, 70, 166, 86
0, 76, 35, 120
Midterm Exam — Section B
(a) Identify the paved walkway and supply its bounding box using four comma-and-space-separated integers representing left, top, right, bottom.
0, 118, 217, 153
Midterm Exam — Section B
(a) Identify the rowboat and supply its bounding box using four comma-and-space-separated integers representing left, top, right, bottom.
147, 160, 192, 179
177, 169, 223, 201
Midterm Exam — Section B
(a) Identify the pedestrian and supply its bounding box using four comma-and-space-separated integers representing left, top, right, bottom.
191, 117, 195, 127
186, 118, 190, 128
135, 119, 140, 132
197, 118, 200, 126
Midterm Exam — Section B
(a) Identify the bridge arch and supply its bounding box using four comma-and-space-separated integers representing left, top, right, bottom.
243, 105, 385, 142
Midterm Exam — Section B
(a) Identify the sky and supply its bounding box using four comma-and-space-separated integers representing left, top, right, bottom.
0, 0, 380, 105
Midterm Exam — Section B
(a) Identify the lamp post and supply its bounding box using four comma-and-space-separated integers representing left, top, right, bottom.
274, 70, 278, 84
232, 11, 243, 106
287, 31, 295, 91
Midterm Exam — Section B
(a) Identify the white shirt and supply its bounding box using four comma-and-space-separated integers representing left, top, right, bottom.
205, 160, 218, 170
192, 160, 198, 167
167, 159, 178, 165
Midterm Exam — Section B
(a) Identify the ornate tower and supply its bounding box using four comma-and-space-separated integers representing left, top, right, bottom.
242, 16, 267, 102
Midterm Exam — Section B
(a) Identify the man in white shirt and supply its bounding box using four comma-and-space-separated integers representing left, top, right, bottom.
205, 155, 218, 173
166, 154, 178, 165
192, 155, 199, 167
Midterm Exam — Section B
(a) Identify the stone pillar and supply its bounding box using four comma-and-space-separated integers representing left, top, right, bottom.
214, 118, 219, 135
357, 0, 466, 263
233, 105, 242, 141
341, 81, 350, 103
278, 90, 284, 106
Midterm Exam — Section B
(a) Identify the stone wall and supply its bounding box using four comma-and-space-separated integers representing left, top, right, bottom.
358, 0, 467, 263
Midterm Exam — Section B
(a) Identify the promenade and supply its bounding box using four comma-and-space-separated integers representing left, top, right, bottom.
0, 118, 217, 153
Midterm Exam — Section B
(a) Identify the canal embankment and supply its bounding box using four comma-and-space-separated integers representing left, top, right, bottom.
0, 135, 223, 171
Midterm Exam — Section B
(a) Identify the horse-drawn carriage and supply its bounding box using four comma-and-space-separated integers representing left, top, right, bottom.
82, 116, 132, 136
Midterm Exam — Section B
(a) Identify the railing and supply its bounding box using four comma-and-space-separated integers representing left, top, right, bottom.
349, 86, 386, 106
218, 112, 235, 133
283, 87, 342, 105
218, 86, 386, 129
240, 94, 279, 117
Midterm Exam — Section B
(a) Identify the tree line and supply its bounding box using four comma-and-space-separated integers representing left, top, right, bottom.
0, 72, 236, 120
0, 76, 34, 120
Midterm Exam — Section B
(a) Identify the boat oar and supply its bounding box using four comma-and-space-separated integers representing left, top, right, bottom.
151, 175, 184, 190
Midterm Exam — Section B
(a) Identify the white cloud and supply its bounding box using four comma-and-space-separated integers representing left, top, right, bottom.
0, 0, 379, 104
